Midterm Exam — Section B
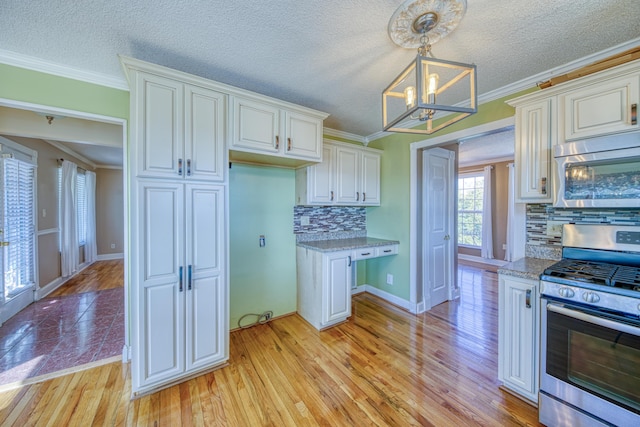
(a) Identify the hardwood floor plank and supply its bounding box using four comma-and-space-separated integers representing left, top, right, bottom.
0, 265, 541, 426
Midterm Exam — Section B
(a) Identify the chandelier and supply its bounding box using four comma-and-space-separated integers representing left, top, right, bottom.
382, 0, 477, 135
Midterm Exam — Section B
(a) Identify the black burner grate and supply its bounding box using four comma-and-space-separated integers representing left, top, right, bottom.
544, 259, 640, 291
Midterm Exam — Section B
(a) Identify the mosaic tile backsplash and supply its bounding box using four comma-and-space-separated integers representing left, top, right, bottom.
526, 204, 640, 248
293, 206, 366, 241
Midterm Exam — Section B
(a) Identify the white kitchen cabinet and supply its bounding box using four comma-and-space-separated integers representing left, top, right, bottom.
498, 274, 539, 403
509, 97, 556, 203
132, 180, 227, 395
122, 56, 229, 397
560, 73, 639, 142
296, 247, 352, 330
132, 71, 226, 182
296, 141, 381, 206
231, 96, 325, 163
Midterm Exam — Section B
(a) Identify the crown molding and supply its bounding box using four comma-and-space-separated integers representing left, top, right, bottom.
0, 49, 129, 91
322, 127, 367, 145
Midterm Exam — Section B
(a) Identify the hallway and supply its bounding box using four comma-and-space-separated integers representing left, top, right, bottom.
0, 260, 124, 388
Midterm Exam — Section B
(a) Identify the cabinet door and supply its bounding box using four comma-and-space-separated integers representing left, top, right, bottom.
322, 251, 351, 325
361, 151, 380, 206
498, 275, 538, 400
307, 144, 335, 204
562, 73, 640, 141
134, 181, 185, 390
134, 72, 184, 179
335, 146, 360, 204
284, 111, 323, 161
231, 97, 280, 154
184, 86, 226, 182
185, 185, 226, 372
515, 99, 554, 203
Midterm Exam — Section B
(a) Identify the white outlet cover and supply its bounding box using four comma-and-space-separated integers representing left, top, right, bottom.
546, 220, 564, 237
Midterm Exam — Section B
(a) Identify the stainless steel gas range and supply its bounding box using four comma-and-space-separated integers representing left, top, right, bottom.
539, 224, 640, 427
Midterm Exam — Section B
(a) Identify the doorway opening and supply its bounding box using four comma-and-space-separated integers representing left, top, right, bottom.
0, 99, 128, 387
410, 117, 520, 313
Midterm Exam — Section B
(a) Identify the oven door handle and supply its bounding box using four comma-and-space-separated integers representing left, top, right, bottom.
547, 303, 640, 337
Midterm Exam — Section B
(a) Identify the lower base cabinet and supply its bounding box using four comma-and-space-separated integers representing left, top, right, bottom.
296, 247, 352, 330
498, 274, 540, 403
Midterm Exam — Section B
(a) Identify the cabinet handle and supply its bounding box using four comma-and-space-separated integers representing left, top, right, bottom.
632, 103, 637, 125
361, 252, 371, 256
347, 255, 352, 267
287, 137, 292, 151
186, 159, 192, 176
525, 289, 531, 308
275, 135, 280, 149
356, 192, 360, 201
330, 190, 334, 201
178, 158, 183, 176
188, 265, 192, 291
541, 177, 547, 195
383, 249, 392, 253
363, 192, 366, 202
179, 266, 183, 292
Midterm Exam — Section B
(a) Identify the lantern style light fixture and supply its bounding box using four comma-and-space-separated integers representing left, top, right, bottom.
382, 0, 477, 135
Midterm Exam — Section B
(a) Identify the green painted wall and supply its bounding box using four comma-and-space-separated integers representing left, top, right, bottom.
229, 163, 297, 328
0, 63, 129, 119
364, 91, 534, 300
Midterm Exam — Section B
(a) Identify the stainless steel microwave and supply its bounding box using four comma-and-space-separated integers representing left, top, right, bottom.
554, 132, 640, 208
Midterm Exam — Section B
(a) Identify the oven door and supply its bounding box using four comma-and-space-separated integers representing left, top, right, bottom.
541, 298, 640, 426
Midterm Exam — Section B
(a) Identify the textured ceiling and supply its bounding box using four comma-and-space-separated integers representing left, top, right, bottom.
2, 0, 640, 138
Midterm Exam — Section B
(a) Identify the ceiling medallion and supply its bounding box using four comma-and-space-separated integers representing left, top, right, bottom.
388, 0, 467, 48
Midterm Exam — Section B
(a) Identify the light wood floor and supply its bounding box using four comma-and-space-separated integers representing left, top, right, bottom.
0, 265, 541, 426
48, 259, 124, 297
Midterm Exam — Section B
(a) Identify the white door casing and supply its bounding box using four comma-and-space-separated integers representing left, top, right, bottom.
422, 147, 455, 310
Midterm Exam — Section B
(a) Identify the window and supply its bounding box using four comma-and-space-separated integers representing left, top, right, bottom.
57, 167, 88, 246
3, 157, 36, 299
458, 173, 484, 247
77, 173, 86, 245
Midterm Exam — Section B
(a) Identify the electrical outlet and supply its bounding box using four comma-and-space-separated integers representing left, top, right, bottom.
547, 220, 565, 237
502, 243, 507, 250
110, 243, 116, 249
300, 215, 310, 226
386, 273, 394, 285
259, 235, 266, 247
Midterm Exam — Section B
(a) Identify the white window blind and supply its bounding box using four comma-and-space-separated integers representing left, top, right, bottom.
2, 157, 36, 298
77, 172, 87, 245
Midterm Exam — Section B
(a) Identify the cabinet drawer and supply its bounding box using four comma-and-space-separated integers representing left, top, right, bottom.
352, 247, 377, 260
376, 245, 398, 257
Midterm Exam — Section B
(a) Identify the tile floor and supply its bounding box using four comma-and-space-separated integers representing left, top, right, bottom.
0, 287, 124, 386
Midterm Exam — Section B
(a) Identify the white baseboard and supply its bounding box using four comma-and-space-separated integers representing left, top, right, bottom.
97, 253, 124, 261
36, 261, 93, 299
458, 254, 508, 267
353, 284, 417, 314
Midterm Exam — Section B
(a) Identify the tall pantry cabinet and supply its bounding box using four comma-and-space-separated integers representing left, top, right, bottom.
122, 57, 228, 396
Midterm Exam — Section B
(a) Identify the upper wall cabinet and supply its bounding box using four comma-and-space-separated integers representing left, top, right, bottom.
507, 59, 640, 203
131, 71, 226, 182
230, 96, 327, 167
560, 73, 639, 142
296, 140, 381, 206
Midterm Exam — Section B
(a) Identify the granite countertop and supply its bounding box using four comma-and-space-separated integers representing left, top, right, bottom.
497, 257, 558, 281
297, 237, 399, 252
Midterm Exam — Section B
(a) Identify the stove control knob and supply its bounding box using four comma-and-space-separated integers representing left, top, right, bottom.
582, 291, 600, 303
558, 287, 575, 298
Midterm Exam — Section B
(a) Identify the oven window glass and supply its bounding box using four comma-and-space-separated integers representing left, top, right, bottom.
565, 157, 640, 200
546, 308, 640, 414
